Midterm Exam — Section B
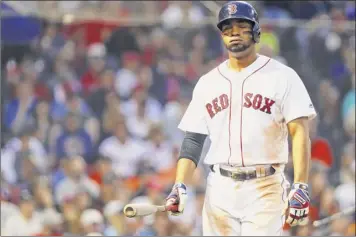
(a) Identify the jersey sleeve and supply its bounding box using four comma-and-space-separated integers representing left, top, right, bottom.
178, 79, 209, 135
281, 69, 317, 123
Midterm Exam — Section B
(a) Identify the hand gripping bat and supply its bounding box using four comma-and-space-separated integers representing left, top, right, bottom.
123, 203, 172, 218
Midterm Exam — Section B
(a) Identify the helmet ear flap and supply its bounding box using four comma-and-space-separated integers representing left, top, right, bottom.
252, 23, 261, 43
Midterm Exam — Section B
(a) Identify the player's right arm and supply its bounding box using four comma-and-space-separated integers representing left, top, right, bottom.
175, 132, 207, 184
165, 79, 209, 215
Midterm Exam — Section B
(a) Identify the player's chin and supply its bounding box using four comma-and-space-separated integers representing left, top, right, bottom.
229, 48, 249, 59
227, 44, 251, 57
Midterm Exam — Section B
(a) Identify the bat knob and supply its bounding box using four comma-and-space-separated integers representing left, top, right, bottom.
312, 221, 320, 227
123, 205, 136, 218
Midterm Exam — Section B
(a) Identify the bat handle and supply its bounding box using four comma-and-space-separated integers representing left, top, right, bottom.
157, 205, 168, 212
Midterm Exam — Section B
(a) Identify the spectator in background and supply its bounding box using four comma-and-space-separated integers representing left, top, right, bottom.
102, 200, 126, 236
150, 28, 168, 56
13, 150, 39, 188
54, 156, 99, 205
87, 68, 115, 119
0, 184, 20, 231
137, 66, 154, 92
50, 89, 92, 124
256, 24, 288, 65
309, 117, 334, 168
308, 167, 329, 223
75, 189, 95, 215
1, 125, 49, 185
46, 54, 81, 109
3, 79, 37, 134
80, 209, 105, 235
36, 208, 64, 236
62, 93, 100, 144
162, 96, 188, 143
60, 196, 82, 234
150, 54, 173, 105
32, 177, 55, 211
105, 27, 140, 62
317, 80, 345, 159
161, 2, 205, 29
144, 123, 175, 179
55, 112, 94, 163
40, 22, 66, 58
88, 156, 113, 187
126, 99, 154, 140
98, 118, 147, 179
101, 92, 123, 140
65, 93, 93, 118
318, 187, 339, 224
1, 189, 43, 236
115, 51, 141, 99
335, 164, 355, 211
121, 84, 162, 123
81, 43, 108, 96
33, 100, 54, 150
98, 172, 118, 205
338, 142, 356, 185
186, 33, 211, 82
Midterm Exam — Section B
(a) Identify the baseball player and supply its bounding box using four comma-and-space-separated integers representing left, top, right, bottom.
165, 1, 317, 236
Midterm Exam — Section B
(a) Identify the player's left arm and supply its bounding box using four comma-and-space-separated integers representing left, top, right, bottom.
287, 116, 310, 184
285, 117, 312, 226
281, 69, 317, 226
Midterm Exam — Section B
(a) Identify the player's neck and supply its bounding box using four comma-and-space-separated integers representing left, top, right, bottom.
228, 53, 258, 72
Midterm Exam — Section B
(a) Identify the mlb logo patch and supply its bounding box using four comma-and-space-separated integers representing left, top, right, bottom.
227, 4, 237, 14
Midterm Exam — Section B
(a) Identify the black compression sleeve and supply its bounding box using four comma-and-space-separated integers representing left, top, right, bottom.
178, 132, 208, 167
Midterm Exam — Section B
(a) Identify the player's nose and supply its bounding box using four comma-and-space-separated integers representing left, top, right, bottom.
231, 25, 243, 35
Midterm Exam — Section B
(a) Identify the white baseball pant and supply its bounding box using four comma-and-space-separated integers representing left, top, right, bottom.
202, 165, 289, 236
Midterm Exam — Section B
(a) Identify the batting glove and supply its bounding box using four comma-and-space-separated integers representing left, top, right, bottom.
286, 183, 310, 226
165, 183, 187, 216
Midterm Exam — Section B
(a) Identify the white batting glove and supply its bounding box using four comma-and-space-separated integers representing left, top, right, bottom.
165, 183, 188, 216
286, 183, 310, 226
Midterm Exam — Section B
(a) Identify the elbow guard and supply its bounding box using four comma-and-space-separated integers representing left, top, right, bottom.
178, 132, 207, 167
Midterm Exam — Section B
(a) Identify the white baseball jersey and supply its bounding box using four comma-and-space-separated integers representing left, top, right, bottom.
178, 55, 317, 167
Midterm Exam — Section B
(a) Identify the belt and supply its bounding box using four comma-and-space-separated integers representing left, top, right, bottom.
209, 165, 276, 181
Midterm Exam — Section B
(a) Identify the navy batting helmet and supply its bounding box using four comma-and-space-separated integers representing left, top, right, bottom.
217, 1, 261, 43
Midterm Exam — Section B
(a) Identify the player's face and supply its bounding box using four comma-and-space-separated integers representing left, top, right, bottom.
221, 19, 255, 58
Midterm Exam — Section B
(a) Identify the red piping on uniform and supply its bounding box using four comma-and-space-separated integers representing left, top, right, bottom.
240, 59, 271, 166
218, 67, 232, 165
278, 173, 287, 234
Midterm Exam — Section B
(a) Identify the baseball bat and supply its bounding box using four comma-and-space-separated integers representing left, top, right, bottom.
313, 206, 355, 227
123, 203, 167, 218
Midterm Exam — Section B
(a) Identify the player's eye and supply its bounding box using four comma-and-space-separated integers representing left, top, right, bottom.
222, 25, 232, 32
223, 30, 232, 36
242, 29, 252, 35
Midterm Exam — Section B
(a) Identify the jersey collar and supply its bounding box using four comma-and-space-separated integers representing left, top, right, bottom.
218, 54, 270, 79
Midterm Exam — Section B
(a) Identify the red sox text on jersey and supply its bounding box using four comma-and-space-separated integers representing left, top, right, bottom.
206, 93, 276, 118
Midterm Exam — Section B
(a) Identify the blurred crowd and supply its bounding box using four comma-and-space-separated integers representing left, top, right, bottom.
1, 1, 355, 236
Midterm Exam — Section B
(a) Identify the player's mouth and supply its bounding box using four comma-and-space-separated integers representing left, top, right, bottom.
229, 39, 243, 43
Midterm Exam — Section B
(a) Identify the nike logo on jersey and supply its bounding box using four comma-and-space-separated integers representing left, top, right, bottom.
206, 94, 229, 118
243, 93, 275, 114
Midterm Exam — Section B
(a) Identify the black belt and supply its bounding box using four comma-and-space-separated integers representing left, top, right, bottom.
209, 165, 276, 181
